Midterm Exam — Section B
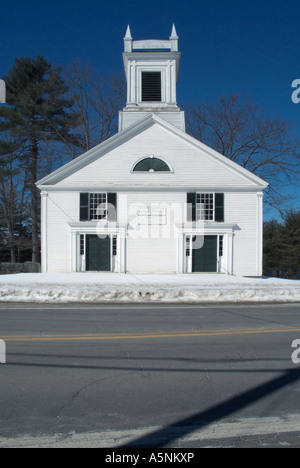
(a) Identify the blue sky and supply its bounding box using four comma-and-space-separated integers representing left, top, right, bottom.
1, 0, 299, 219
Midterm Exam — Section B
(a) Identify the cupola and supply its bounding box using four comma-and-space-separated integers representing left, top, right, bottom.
119, 26, 185, 132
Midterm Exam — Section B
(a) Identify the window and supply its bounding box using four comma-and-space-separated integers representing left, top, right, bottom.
186, 236, 191, 257
142, 71, 161, 102
80, 192, 117, 222
133, 157, 170, 172
197, 193, 214, 221
187, 193, 224, 222
89, 193, 107, 220
112, 236, 117, 256
219, 236, 224, 257
80, 234, 85, 255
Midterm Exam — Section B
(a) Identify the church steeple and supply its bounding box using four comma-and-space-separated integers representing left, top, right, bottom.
119, 26, 185, 132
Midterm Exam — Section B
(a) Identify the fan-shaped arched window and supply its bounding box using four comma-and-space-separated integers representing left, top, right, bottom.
133, 157, 171, 172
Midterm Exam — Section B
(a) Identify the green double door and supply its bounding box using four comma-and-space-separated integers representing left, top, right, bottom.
192, 235, 218, 273
86, 235, 111, 271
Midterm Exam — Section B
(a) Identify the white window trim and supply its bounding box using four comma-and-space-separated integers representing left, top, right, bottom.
196, 192, 215, 222
137, 66, 167, 104
130, 156, 174, 173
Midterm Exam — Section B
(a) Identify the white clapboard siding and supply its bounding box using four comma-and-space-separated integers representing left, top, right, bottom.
120, 191, 185, 224
124, 192, 184, 273
43, 191, 79, 273
58, 124, 257, 189
119, 111, 186, 132
225, 192, 261, 276
127, 236, 178, 274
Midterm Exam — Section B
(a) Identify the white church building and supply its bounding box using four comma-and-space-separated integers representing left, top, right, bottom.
37, 26, 268, 276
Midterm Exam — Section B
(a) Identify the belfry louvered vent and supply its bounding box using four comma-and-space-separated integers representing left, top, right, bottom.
142, 71, 162, 101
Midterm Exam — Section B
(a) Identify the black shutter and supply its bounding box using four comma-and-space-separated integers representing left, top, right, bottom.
80, 193, 89, 221
187, 193, 196, 221
215, 193, 224, 222
107, 193, 117, 221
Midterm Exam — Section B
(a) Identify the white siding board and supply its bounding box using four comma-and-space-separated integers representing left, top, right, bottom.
124, 192, 183, 273
119, 111, 185, 132
226, 192, 259, 276
57, 125, 256, 189
45, 191, 78, 273
126, 237, 177, 274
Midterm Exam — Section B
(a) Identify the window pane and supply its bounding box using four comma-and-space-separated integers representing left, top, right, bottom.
80, 235, 85, 255
133, 157, 170, 172
112, 236, 117, 256
219, 235, 224, 257
196, 193, 214, 220
89, 193, 107, 220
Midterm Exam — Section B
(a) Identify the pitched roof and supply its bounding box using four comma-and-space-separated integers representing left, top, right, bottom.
36, 113, 268, 188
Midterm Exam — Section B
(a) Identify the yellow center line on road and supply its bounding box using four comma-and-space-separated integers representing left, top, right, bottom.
1, 327, 300, 342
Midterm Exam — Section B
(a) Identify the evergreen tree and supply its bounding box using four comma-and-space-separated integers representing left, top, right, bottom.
263, 219, 283, 275
0, 56, 80, 262
281, 211, 300, 277
263, 211, 300, 278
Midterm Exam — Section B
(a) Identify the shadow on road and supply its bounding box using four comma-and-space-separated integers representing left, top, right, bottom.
120, 368, 300, 448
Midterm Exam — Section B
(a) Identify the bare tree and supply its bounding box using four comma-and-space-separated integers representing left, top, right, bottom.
0, 145, 31, 262
65, 61, 126, 154
185, 95, 300, 216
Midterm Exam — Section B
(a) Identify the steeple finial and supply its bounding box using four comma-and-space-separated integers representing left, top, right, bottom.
170, 24, 178, 51
124, 25, 133, 52
170, 24, 178, 39
125, 25, 132, 39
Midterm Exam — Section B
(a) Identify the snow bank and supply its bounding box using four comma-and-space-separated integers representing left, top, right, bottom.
0, 273, 299, 304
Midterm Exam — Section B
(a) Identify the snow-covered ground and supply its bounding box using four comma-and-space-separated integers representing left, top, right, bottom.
0, 272, 299, 304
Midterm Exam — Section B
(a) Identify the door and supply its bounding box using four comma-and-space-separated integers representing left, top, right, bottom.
192, 235, 218, 272
86, 235, 111, 271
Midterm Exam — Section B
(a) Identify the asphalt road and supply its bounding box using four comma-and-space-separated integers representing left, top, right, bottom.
0, 303, 300, 448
